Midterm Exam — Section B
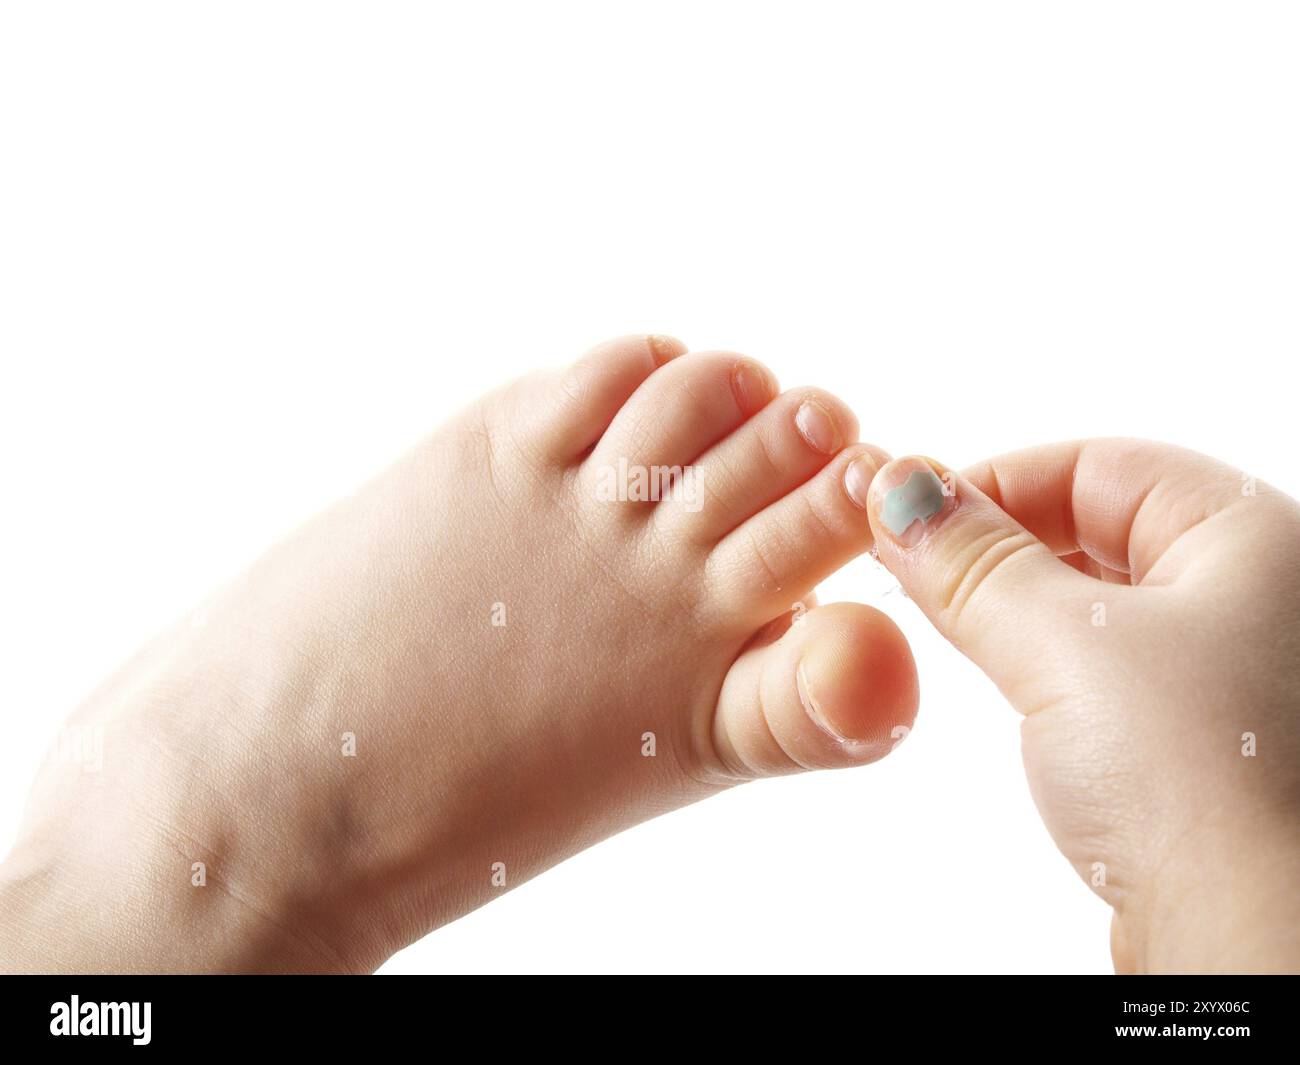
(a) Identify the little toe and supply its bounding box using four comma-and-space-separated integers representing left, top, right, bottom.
657, 388, 860, 546
581, 351, 778, 499
702, 602, 919, 780
530, 334, 687, 461
700, 444, 888, 626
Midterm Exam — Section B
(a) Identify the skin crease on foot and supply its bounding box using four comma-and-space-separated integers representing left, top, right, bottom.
0, 334, 919, 973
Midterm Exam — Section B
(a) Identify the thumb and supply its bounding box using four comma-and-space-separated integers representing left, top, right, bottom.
865, 456, 1095, 695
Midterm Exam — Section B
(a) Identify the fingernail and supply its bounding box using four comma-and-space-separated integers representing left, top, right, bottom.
795, 398, 841, 454
872, 459, 957, 545
647, 334, 686, 366
844, 454, 878, 509
731, 359, 775, 415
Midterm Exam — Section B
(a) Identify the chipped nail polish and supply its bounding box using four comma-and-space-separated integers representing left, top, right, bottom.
880, 469, 946, 537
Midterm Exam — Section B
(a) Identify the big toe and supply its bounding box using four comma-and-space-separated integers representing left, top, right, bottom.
705, 602, 920, 780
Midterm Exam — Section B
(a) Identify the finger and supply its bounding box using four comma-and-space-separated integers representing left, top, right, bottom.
961, 437, 1271, 585
866, 455, 1099, 693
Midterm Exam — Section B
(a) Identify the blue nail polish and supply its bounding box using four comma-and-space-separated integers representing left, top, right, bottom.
880, 469, 945, 536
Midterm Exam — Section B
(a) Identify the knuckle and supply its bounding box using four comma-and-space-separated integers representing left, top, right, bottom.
939, 529, 1044, 635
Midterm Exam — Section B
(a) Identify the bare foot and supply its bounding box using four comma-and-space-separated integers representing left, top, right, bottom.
0, 335, 918, 972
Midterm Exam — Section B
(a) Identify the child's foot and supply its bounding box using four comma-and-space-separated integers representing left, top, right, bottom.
0, 335, 918, 972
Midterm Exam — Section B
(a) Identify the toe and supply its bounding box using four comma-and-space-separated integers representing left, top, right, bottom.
702, 602, 919, 780
701, 443, 888, 626
657, 387, 861, 545
582, 350, 778, 491
531, 334, 687, 460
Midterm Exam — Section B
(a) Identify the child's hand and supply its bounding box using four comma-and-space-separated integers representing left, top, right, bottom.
865, 439, 1300, 973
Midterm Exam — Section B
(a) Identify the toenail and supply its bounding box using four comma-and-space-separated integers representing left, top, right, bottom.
731, 359, 774, 415
647, 334, 686, 366
796, 661, 840, 738
797, 661, 884, 757
794, 399, 841, 455
844, 454, 878, 509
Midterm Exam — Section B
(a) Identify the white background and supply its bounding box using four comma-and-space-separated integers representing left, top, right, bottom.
1, 3, 1296, 974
